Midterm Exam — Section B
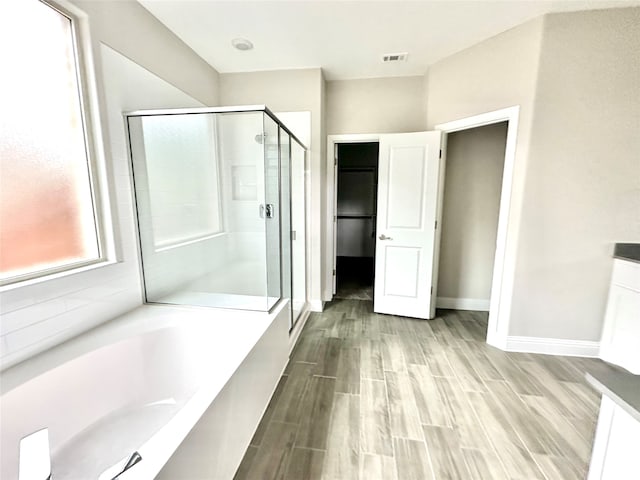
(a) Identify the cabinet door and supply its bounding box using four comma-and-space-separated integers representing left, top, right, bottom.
589, 396, 640, 479
600, 261, 640, 374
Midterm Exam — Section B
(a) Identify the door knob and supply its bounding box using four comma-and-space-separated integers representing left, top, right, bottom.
379, 234, 393, 241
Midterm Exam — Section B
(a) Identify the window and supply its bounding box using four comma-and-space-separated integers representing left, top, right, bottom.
0, 0, 106, 285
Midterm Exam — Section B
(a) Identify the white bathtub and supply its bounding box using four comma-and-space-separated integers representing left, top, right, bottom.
0, 302, 290, 479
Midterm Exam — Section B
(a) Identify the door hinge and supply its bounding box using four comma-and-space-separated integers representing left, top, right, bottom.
439, 149, 442, 159
333, 269, 336, 276
430, 286, 433, 294
435, 220, 438, 230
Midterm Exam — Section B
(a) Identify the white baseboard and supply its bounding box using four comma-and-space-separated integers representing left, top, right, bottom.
506, 336, 600, 357
436, 297, 490, 311
309, 299, 324, 312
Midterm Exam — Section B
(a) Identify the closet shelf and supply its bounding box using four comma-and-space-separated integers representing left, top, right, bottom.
337, 214, 376, 219
338, 167, 377, 172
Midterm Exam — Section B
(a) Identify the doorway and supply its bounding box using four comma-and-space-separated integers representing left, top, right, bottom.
437, 122, 508, 311
328, 132, 442, 319
334, 142, 379, 300
435, 106, 521, 349
326, 107, 521, 347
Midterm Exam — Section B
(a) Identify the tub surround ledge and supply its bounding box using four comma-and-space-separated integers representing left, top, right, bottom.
0, 301, 290, 480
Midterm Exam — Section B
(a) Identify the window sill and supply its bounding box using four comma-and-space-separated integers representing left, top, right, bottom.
0, 259, 119, 294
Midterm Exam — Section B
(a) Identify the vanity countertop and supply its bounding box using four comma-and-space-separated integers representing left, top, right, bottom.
613, 243, 640, 264
586, 366, 640, 423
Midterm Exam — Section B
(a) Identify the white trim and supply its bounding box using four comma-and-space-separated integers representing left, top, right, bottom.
435, 106, 520, 351
431, 134, 448, 317
506, 336, 600, 357
70, 0, 116, 264
325, 133, 384, 301
288, 306, 311, 353
309, 299, 324, 312
436, 297, 490, 311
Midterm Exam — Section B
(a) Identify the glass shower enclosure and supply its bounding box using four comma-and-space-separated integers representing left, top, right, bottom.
126, 106, 307, 325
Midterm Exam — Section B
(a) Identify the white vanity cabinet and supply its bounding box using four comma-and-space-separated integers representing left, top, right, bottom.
587, 372, 640, 480
599, 258, 640, 374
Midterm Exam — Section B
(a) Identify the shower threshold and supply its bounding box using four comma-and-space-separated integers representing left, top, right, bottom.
155, 291, 280, 312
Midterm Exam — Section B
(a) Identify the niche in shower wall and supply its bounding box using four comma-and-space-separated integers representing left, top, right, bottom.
126, 107, 306, 319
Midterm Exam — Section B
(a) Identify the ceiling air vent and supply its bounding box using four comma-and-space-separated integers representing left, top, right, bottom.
382, 52, 408, 62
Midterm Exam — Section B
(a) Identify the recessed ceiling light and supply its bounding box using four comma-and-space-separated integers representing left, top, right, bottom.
232, 38, 253, 51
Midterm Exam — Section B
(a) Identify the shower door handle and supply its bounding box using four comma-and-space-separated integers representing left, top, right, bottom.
259, 204, 275, 219
379, 234, 393, 241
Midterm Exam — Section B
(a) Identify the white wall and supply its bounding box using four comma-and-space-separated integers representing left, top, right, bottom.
326, 76, 427, 134
508, 7, 640, 341
217, 112, 267, 271
219, 69, 326, 309
0, 0, 219, 369
75, 0, 219, 106
437, 122, 507, 306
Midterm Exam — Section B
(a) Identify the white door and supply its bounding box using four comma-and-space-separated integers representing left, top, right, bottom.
374, 131, 442, 319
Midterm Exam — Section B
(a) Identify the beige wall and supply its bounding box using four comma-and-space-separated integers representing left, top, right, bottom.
426, 17, 543, 129
438, 122, 507, 302
509, 7, 640, 340
426, 17, 544, 340
427, 7, 640, 342
74, 0, 219, 106
326, 76, 427, 134
219, 69, 326, 308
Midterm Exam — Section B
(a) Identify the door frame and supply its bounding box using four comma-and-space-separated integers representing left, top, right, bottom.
325, 134, 382, 299
435, 106, 520, 350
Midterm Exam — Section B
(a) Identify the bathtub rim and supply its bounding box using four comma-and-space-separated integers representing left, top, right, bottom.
1, 301, 285, 396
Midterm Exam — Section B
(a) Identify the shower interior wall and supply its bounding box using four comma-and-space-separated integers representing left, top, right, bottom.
129, 112, 279, 309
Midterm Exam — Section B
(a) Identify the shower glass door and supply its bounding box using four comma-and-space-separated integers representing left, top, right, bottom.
279, 128, 292, 327
263, 115, 281, 308
291, 139, 306, 323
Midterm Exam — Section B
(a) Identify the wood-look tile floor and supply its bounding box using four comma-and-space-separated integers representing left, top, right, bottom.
234, 299, 610, 480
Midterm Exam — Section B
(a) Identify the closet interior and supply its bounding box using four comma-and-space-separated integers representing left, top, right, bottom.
335, 142, 379, 300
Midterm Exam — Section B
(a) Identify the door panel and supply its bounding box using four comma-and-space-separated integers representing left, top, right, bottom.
383, 246, 420, 297
386, 146, 426, 228
374, 131, 442, 319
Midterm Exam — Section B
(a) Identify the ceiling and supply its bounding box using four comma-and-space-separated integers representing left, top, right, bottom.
139, 0, 638, 80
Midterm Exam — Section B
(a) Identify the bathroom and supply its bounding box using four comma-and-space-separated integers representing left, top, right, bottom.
2, 1, 639, 479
